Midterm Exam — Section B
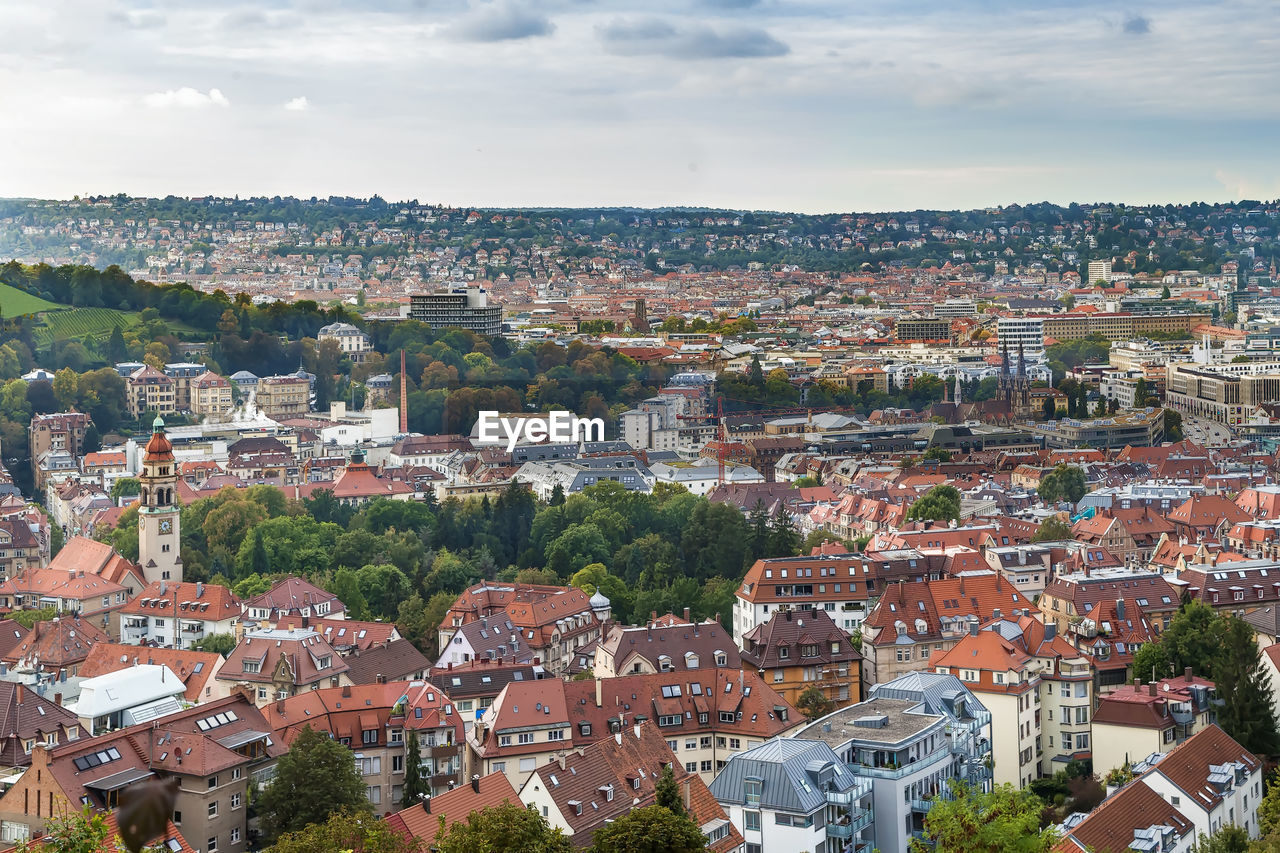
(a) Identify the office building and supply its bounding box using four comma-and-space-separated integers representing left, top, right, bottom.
409, 286, 503, 335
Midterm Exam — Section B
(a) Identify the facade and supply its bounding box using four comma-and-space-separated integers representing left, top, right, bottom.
317, 322, 374, 361
255, 374, 311, 420
217, 627, 351, 706
711, 738, 873, 853
137, 416, 183, 584
163, 362, 210, 410
739, 609, 863, 709
0, 568, 128, 636
190, 371, 235, 418
996, 317, 1046, 361
593, 616, 741, 679
1019, 409, 1166, 450
126, 365, 177, 418
1090, 672, 1219, 775
1165, 358, 1280, 425
1137, 725, 1262, 842
28, 412, 92, 488
117, 581, 242, 649
409, 286, 503, 335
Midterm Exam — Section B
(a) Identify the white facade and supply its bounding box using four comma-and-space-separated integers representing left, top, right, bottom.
1144, 754, 1262, 840
1088, 259, 1114, 284
996, 317, 1046, 362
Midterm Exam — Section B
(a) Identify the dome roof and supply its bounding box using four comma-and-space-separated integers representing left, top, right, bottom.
589, 590, 611, 609
143, 416, 174, 461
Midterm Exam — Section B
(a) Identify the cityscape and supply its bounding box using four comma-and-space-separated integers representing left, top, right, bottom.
4, 2, 1280, 853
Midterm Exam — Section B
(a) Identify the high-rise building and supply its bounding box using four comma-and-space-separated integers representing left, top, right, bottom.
1087, 259, 1113, 285
409, 286, 503, 336
996, 317, 1045, 361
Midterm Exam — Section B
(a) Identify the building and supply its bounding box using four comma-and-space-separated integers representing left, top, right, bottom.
2, 615, 111, 676
190, 371, 235, 418
932, 615, 1093, 787
1018, 409, 1166, 450
73, 664, 186, 735
1091, 672, 1219, 775
385, 771, 519, 847
317, 322, 373, 362
117, 581, 242, 649
0, 568, 128, 635
255, 374, 311, 420
0, 682, 82, 770
1055, 778, 1196, 853
793, 686, 990, 853
518, 722, 743, 852
897, 317, 952, 343
126, 365, 177, 418
79, 643, 226, 704
164, 362, 210, 410
28, 413, 92, 488
711, 738, 872, 853
242, 576, 346, 624
1087, 259, 1113, 285
137, 416, 183, 584
217, 627, 351, 706
1135, 725, 1262, 842
514, 455, 656, 501
593, 615, 741, 679
1165, 358, 1280, 425
997, 317, 1046, 361
739, 609, 863, 710
409, 286, 503, 336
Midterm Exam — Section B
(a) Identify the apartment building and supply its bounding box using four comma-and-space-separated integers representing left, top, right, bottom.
126, 365, 177, 418
254, 374, 310, 420
593, 614, 740, 679
117, 581, 242, 649
1071, 508, 1177, 564
427, 660, 547, 735
28, 412, 92, 488
860, 571, 1032, 687
466, 669, 803, 790
217, 627, 351, 706
933, 615, 1093, 787
710, 737, 871, 853
1091, 672, 1219, 775
79, 643, 226, 704
519, 723, 743, 853
409, 286, 503, 336
242, 576, 346, 624
1138, 725, 1262, 841
163, 363, 209, 410
0, 683, 82, 770
0, 569, 128, 636
317, 321, 374, 362
385, 772, 519, 846
1056, 779, 1196, 853
190, 371, 235, 418
739, 608, 863, 709
996, 317, 1046, 361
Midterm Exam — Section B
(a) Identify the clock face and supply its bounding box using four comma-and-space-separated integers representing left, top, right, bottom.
159, 520, 172, 534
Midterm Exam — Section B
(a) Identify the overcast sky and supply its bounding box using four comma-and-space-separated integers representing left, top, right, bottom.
2, 0, 1277, 213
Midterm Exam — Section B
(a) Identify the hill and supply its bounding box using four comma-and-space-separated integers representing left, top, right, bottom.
0, 282, 60, 316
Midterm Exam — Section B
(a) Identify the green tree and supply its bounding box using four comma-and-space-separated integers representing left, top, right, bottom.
1258, 771, 1280, 839
1042, 397, 1056, 421
922, 447, 952, 462
1164, 407, 1184, 441
654, 765, 687, 818
191, 633, 237, 656
258, 724, 371, 844
434, 802, 571, 853
8, 607, 57, 629
747, 499, 771, 560
1131, 638, 1175, 683
16, 806, 110, 853
1162, 600, 1227, 679
796, 685, 836, 720
912, 782, 1055, 852
767, 510, 801, 557
328, 568, 373, 621
1037, 464, 1087, 505
1216, 617, 1280, 755
1031, 516, 1073, 542
1191, 826, 1249, 853
1162, 285, 1172, 299
402, 730, 426, 809
589, 805, 705, 853
905, 484, 962, 525
1134, 376, 1149, 405
266, 810, 420, 853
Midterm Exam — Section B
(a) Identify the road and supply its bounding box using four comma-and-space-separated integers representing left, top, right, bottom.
1181, 414, 1234, 447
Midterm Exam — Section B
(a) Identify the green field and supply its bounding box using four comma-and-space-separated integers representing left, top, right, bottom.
34, 307, 142, 345
0, 282, 60, 316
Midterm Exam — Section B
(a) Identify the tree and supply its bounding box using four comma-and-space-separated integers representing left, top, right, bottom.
1031, 516, 1073, 543
922, 447, 952, 462
747, 499, 771, 560
589, 805, 705, 853
654, 765, 687, 818
1164, 407, 1184, 441
796, 685, 836, 720
912, 782, 1055, 853
16, 806, 110, 853
329, 567, 373, 621
191, 633, 236, 656
1134, 376, 1148, 406
1042, 397, 1056, 421
434, 802, 571, 853
402, 730, 426, 809
1162, 600, 1227, 679
1131, 639, 1174, 683
767, 510, 801, 558
266, 810, 420, 853
1037, 465, 1087, 505
258, 724, 371, 843
1190, 826, 1249, 853
1161, 285, 1172, 300
1216, 616, 1280, 755
905, 484, 962, 525
1258, 771, 1280, 839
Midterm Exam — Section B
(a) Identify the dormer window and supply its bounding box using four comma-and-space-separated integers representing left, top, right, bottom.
778, 646, 790, 659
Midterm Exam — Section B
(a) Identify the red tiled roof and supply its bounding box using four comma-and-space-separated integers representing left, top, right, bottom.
385, 772, 518, 843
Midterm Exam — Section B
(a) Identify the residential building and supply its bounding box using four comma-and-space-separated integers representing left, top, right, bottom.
409, 286, 503, 336
79, 643, 225, 704
1071, 508, 1177, 565
255, 374, 311, 420
44, 536, 146, 597
1087, 259, 1113, 284
2, 615, 111, 677
1137, 725, 1262, 842
860, 571, 1033, 688
0, 683, 82, 770
1055, 779, 1196, 853
163, 362, 210, 411
740, 609, 863, 709
190, 371, 235, 418
519, 722, 743, 852
594, 615, 741, 679
0, 568, 128, 636
126, 365, 177, 418
28, 412, 92, 489
0, 693, 281, 851
385, 771, 519, 846
80, 450, 129, 491
427, 660, 547, 735
317, 322, 373, 362
514, 455, 656, 501
711, 738, 872, 853
242, 576, 346, 624
1091, 672, 1219, 776
997, 317, 1046, 361
216, 627, 351, 706
117, 581, 241, 649
73, 665, 186, 735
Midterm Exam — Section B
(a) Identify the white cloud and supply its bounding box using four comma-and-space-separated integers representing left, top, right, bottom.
283, 96, 310, 111
142, 87, 229, 109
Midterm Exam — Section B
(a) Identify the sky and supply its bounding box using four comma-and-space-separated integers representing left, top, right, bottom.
2, 0, 1278, 213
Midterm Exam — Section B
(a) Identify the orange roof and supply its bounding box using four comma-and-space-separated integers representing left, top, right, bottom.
385, 771, 518, 842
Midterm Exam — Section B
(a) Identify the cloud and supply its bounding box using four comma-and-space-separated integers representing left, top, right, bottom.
108, 8, 166, 29
598, 17, 789, 59
452, 2, 555, 42
142, 87, 230, 109
284, 96, 311, 111
1122, 14, 1151, 35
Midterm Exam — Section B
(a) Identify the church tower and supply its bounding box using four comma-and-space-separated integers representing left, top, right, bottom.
137, 415, 182, 584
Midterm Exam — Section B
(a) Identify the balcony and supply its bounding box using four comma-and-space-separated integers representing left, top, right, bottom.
910, 798, 934, 813
827, 811, 871, 840
826, 790, 854, 806
854, 744, 951, 780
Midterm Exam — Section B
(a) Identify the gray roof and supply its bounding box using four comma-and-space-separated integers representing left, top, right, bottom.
793, 697, 942, 748
868, 671, 989, 724
708, 738, 859, 814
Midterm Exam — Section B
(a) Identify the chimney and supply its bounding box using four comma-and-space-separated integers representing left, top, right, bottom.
302, 615, 310, 628
196, 582, 204, 599
969, 622, 979, 638
683, 607, 691, 623
682, 778, 691, 812
1148, 682, 1156, 697
471, 774, 480, 793
1184, 666, 1193, 683
993, 608, 1001, 620
1044, 623, 1056, 642
595, 676, 603, 708
1115, 599, 1125, 620
275, 699, 285, 713
342, 684, 351, 697
54, 693, 62, 706
422, 796, 431, 814
376, 673, 386, 684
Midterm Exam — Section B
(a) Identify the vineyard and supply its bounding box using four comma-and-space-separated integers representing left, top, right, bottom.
34, 307, 142, 345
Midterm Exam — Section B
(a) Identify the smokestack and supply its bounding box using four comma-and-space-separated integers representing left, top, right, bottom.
683, 607, 690, 623
1148, 682, 1156, 697
682, 778, 691, 811
422, 796, 431, 814
471, 774, 480, 793
400, 350, 408, 434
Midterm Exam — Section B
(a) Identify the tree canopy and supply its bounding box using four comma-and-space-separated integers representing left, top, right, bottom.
912, 783, 1055, 853
258, 724, 371, 843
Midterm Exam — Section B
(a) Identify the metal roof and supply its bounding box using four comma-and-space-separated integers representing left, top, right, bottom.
708, 738, 863, 815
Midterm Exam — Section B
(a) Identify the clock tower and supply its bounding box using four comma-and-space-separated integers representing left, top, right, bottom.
138, 415, 182, 584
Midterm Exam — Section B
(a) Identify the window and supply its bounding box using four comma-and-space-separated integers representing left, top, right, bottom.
499, 735, 512, 746
744, 778, 762, 805
207, 838, 218, 853
548, 730, 565, 741
230, 828, 240, 844
230, 793, 241, 809
242, 661, 261, 674
208, 802, 218, 818
1075, 733, 1090, 750
367, 786, 381, 805
231, 768, 240, 781
685, 761, 697, 773
720, 711, 736, 723
362, 730, 377, 745
729, 738, 741, 750
517, 733, 534, 745
173, 811, 182, 825
777, 646, 790, 659
659, 715, 682, 727
744, 811, 761, 831
208, 776, 218, 790
1075, 706, 1089, 725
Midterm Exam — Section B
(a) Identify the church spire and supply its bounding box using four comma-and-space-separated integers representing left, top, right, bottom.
955, 372, 962, 406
